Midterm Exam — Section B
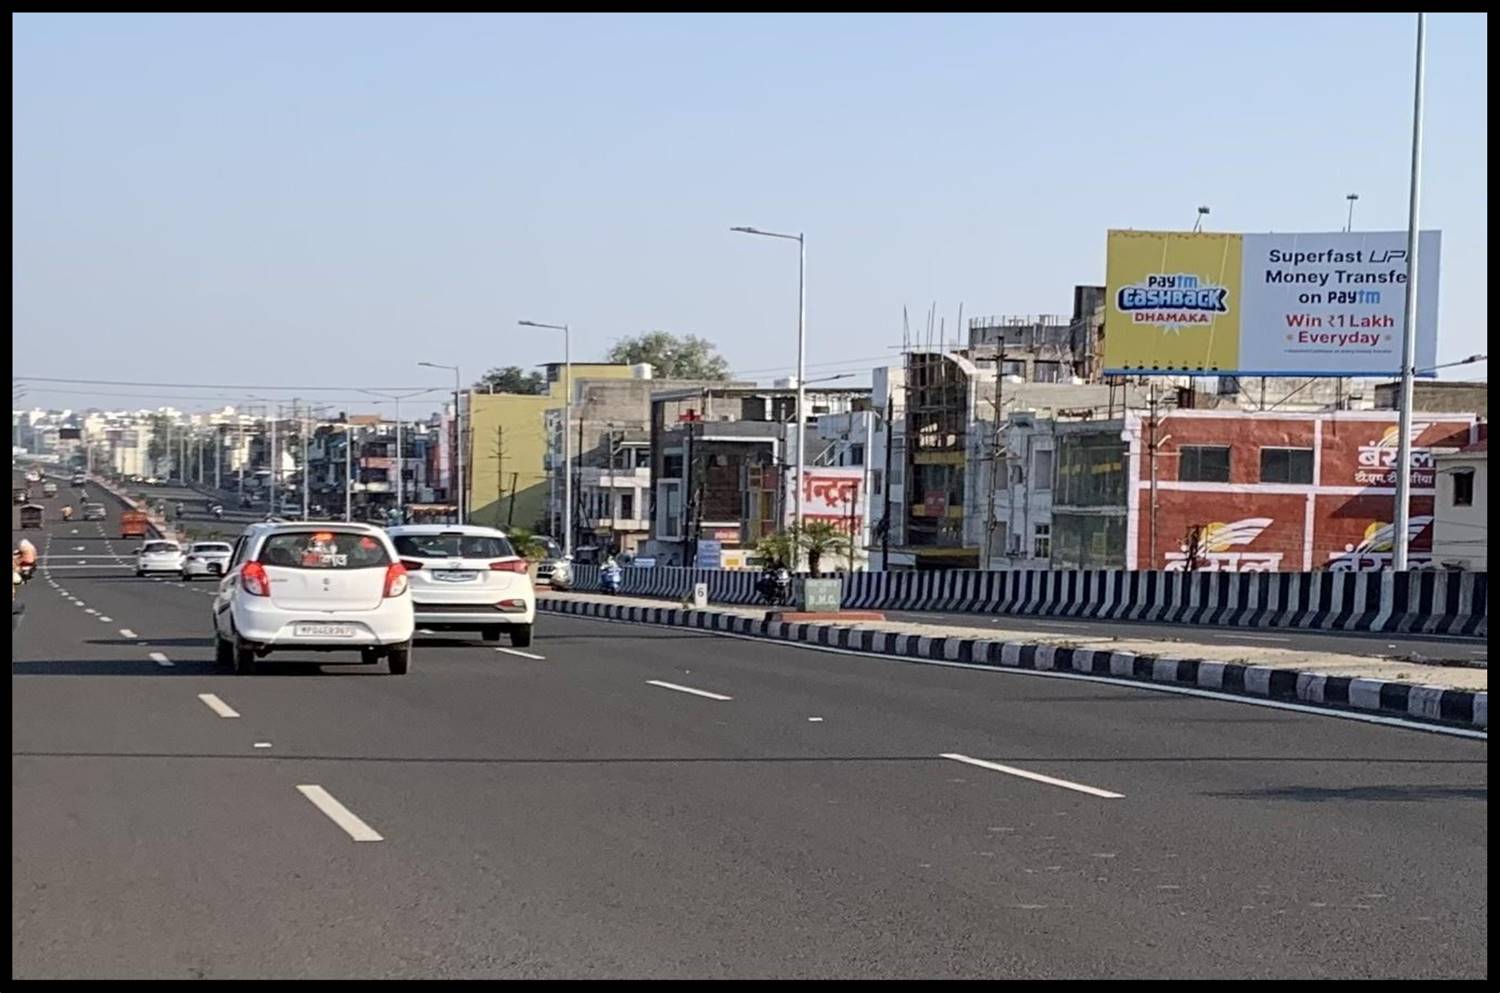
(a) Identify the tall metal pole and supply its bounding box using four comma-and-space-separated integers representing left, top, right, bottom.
563, 325, 573, 556
794, 234, 806, 556
345, 424, 353, 522
455, 367, 465, 525
1393, 12, 1426, 572
269, 406, 277, 513
395, 396, 403, 522
302, 409, 310, 517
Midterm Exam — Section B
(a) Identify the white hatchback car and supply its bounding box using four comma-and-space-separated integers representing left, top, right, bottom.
182, 541, 233, 580
212, 522, 414, 675
136, 540, 185, 576
387, 524, 536, 647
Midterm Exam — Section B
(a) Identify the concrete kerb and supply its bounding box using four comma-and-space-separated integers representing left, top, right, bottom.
539, 595, 1487, 734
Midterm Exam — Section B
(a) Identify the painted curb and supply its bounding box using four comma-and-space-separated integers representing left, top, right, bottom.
539, 597, 1487, 733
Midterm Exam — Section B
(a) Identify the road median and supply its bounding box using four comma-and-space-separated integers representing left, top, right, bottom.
539, 591, 1486, 733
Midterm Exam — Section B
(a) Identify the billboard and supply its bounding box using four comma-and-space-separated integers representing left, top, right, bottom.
1103, 229, 1440, 377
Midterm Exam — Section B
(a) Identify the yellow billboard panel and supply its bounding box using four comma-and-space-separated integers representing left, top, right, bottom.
1103, 230, 1243, 373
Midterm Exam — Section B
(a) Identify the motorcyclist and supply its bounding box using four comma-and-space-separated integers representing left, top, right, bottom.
601, 554, 623, 593
212, 504, 224, 519
757, 557, 791, 605
15, 539, 38, 583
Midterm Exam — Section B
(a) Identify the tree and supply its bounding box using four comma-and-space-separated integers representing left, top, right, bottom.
474, 366, 546, 395
755, 530, 798, 570
798, 520, 849, 578
606, 331, 730, 380
145, 414, 172, 469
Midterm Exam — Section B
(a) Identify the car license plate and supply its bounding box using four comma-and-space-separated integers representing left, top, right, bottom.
433, 570, 479, 582
294, 622, 356, 638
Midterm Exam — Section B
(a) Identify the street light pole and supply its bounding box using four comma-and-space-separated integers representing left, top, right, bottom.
731, 225, 807, 553
1345, 193, 1360, 232
516, 323, 573, 555
1393, 12, 1426, 572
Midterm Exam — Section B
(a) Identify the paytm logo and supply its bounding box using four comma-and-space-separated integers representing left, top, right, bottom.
1116, 273, 1229, 314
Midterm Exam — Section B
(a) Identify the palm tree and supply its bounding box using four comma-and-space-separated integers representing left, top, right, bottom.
505, 526, 546, 561
798, 520, 849, 577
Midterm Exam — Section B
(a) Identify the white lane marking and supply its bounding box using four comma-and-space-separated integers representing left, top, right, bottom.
295, 785, 384, 842
646, 679, 733, 701
253, 742, 273, 749
1220, 633, 1292, 643
98, 615, 112, 623
808, 717, 825, 722
941, 753, 1125, 799
84, 607, 97, 614
120, 628, 137, 639
42, 564, 133, 570
627, 619, 1489, 740
149, 651, 173, 667
197, 693, 240, 718
495, 647, 546, 660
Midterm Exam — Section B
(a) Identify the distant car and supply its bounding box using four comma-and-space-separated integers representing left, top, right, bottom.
70, 473, 86, 487
182, 541, 233, 580
387, 524, 536, 647
82, 503, 107, 521
212, 521, 414, 675
136, 540, 185, 576
42, 481, 58, 497
532, 535, 566, 585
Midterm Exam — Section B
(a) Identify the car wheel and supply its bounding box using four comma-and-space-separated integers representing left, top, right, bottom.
233, 635, 257, 675
509, 625, 534, 649
215, 634, 233, 666
135, 569, 144, 578
481, 626, 501, 642
360, 647, 381, 666
387, 641, 412, 675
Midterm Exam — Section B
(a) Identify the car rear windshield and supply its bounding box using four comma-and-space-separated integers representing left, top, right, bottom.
85, 504, 105, 511
143, 542, 179, 553
192, 543, 231, 553
257, 531, 391, 570
394, 533, 516, 560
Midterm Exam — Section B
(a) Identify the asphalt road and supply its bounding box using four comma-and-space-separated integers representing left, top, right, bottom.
11, 475, 1489, 978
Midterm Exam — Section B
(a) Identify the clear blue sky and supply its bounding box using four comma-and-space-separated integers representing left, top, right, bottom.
12, 13, 1488, 413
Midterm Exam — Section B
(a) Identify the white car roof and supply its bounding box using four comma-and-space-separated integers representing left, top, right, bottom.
386, 524, 511, 538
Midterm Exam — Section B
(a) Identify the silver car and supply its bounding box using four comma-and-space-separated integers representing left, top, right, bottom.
135, 540, 184, 576
181, 541, 233, 580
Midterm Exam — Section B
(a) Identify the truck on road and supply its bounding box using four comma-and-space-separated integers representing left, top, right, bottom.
120, 509, 150, 538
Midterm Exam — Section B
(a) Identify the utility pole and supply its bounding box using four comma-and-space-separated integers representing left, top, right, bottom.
1393, 12, 1427, 572
269, 404, 278, 513
345, 421, 354, 522
1147, 383, 1160, 569
302, 407, 310, 518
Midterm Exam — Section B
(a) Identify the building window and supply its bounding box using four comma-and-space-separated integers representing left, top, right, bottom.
1453, 468, 1475, 507
849, 443, 865, 465
1032, 523, 1051, 559
1033, 361, 1061, 383
1032, 449, 1054, 490
619, 491, 634, 520
1179, 445, 1230, 483
1259, 447, 1313, 484
870, 469, 883, 496
663, 453, 684, 478
1001, 360, 1025, 378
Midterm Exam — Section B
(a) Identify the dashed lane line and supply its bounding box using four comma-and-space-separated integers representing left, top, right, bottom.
645, 679, 733, 701
196, 693, 241, 719
149, 652, 174, 667
940, 753, 1125, 799
295, 785, 384, 843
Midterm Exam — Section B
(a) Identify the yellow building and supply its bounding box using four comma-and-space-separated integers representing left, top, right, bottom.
466, 363, 639, 534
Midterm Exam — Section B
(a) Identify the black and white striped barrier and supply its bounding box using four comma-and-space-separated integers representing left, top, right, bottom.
539, 596, 1487, 733
567, 565, 1486, 637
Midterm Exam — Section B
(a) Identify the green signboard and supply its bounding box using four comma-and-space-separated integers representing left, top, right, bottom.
799, 578, 842, 613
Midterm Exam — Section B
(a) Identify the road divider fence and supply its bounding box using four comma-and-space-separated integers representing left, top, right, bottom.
564, 565, 1486, 637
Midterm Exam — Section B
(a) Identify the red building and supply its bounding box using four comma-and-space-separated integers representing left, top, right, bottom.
1121, 410, 1480, 571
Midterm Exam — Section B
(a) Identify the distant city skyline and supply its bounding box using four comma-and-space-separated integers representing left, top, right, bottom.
13, 13, 1488, 410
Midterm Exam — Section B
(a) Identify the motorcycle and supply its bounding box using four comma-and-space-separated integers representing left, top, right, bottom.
600, 562, 623, 595
756, 567, 793, 606
212, 505, 224, 520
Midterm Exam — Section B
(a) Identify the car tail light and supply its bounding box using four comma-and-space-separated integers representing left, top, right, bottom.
497, 598, 527, 610
241, 561, 271, 597
489, 559, 529, 573
399, 558, 425, 570
383, 562, 409, 597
